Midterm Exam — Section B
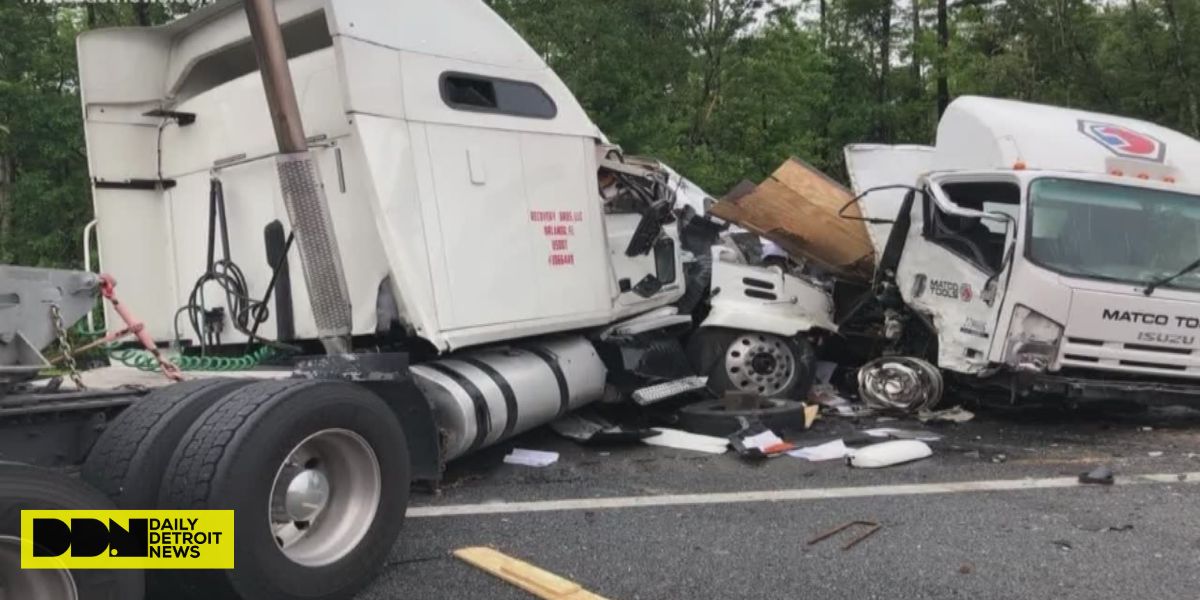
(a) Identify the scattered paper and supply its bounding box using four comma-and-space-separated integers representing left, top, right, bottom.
917, 406, 975, 423
503, 448, 559, 467
643, 427, 728, 454
743, 430, 785, 452
787, 439, 850, 461
1148, 451, 1164, 457
862, 428, 942, 442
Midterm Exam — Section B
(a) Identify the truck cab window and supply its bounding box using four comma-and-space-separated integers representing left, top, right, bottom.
923, 181, 1019, 273
440, 73, 557, 119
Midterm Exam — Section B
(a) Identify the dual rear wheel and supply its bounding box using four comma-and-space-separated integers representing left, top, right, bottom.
77, 378, 410, 600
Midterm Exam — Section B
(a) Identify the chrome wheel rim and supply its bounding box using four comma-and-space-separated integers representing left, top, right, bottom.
724, 333, 796, 396
0, 535, 78, 600
858, 356, 944, 412
269, 428, 381, 567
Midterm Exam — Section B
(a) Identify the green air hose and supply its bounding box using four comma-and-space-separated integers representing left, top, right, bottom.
110, 345, 278, 372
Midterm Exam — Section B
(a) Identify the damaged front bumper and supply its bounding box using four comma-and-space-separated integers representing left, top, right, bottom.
1015, 371, 1200, 407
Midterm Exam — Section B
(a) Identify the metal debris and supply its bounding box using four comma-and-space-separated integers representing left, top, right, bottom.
807, 520, 882, 550
858, 356, 944, 413
1079, 466, 1115, 485
503, 449, 560, 468
917, 406, 975, 423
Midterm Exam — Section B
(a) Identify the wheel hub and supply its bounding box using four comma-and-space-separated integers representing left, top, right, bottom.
0, 535, 77, 600
282, 468, 330, 522
269, 428, 382, 567
723, 333, 796, 397
749, 352, 778, 374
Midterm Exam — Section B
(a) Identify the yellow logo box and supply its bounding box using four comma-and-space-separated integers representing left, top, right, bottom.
21, 510, 234, 570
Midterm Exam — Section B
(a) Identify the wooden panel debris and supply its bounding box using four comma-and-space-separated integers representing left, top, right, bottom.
454, 546, 610, 600
710, 158, 875, 280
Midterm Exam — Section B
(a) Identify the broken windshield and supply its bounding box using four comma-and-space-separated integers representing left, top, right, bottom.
1027, 177, 1200, 291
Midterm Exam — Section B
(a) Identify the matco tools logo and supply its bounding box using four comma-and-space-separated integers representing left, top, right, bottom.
20, 510, 234, 569
1078, 120, 1166, 162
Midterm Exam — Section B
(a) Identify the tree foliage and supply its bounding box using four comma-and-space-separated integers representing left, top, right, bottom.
4, 0, 1200, 267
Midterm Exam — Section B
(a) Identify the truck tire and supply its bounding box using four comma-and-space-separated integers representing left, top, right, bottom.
0, 463, 145, 600
82, 378, 252, 508
677, 398, 810, 436
687, 327, 816, 400
158, 379, 410, 600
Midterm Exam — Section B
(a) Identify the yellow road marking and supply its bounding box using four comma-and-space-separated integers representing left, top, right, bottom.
453, 546, 610, 600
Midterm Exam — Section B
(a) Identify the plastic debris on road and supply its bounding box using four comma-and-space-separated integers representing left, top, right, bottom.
503, 448, 560, 467
787, 439, 850, 461
1080, 465, 1113, 484
643, 427, 728, 454
550, 411, 657, 445
862, 428, 942, 442
847, 440, 932, 468
917, 406, 975, 423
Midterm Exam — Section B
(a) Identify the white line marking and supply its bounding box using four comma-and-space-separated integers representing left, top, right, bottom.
408, 471, 1200, 518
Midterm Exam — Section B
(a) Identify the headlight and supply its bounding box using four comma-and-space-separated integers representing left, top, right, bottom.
1005, 305, 1064, 372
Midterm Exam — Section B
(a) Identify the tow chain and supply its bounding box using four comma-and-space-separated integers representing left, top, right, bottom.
50, 303, 87, 390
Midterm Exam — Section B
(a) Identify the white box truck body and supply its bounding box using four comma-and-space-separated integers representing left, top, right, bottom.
847, 96, 1200, 404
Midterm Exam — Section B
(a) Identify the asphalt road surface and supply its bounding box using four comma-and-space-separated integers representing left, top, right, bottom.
357, 402, 1200, 600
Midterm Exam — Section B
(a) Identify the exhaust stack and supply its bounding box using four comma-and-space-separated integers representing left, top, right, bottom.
244, 0, 352, 354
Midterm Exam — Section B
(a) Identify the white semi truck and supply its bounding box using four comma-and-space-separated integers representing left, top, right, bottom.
841, 96, 1200, 409
0, 1, 832, 598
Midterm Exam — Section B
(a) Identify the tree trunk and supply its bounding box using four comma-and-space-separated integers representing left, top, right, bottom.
134, 2, 152, 26
936, 0, 949, 117
878, 0, 892, 140
1163, 0, 1200, 135
0, 155, 12, 260
820, 0, 827, 46
911, 0, 921, 89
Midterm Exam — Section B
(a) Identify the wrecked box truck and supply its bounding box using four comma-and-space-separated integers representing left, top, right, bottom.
0, 1, 832, 598
842, 96, 1200, 408
716, 96, 1200, 409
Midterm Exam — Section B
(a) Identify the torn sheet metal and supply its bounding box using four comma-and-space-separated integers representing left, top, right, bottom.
550, 411, 657, 444
843, 144, 936, 256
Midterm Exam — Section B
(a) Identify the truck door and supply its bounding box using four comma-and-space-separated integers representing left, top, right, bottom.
894, 174, 1020, 374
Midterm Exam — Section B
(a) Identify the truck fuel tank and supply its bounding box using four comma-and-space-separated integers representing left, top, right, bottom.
410, 337, 607, 461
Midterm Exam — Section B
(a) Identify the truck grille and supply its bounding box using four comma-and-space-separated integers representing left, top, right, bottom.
1060, 337, 1200, 377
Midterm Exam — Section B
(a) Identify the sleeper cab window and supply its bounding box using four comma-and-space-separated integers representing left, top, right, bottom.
440, 72, 557, 119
